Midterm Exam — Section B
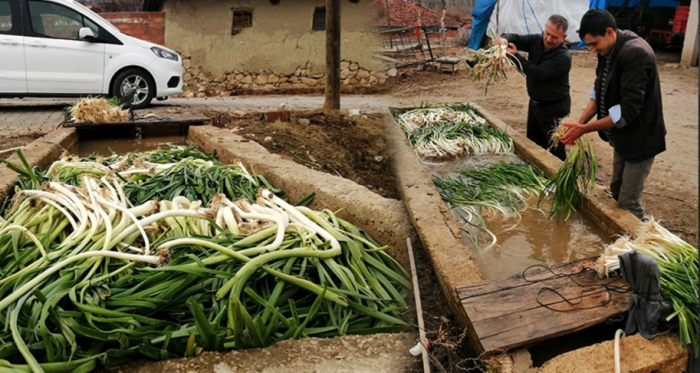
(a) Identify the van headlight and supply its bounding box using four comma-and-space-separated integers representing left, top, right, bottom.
151, 47, 179, 61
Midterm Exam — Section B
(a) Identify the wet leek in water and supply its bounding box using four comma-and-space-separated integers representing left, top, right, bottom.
0, 147, 410, 372
433, 161, 547, 250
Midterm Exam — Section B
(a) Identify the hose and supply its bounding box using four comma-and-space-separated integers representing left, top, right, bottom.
614, 329, 626, 373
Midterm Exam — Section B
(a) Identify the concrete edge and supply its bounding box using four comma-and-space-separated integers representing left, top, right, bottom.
537, 333, 688, 373
472, 105, 642, 238
188, 125, 417, 269
0, 128, 78, 202
381, 111, 486, 353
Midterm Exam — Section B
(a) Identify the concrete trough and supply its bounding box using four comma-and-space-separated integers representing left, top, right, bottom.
382, 105, 688, 371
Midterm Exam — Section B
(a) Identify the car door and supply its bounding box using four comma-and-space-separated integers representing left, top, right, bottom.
0, 0, 27, 94
23, 0, 104, 94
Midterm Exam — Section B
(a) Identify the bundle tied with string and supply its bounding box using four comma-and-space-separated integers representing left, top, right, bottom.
537, 119, 597, 222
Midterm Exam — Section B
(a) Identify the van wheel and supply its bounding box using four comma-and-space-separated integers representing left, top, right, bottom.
112, 68, 155, 110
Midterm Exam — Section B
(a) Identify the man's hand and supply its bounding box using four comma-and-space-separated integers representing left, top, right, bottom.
560, 122, 589, 145
496, 38, 509, 46
506, 43, 517, 55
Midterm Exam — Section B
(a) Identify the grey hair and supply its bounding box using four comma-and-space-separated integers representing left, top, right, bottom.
548, 14, 569, 33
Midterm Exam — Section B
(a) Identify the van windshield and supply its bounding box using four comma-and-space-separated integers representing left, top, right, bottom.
72, 1, 121, 34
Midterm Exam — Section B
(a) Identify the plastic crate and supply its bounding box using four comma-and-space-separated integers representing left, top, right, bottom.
672, 6, 690, 34
676, 6, 690, 17
673, 19, 688, 34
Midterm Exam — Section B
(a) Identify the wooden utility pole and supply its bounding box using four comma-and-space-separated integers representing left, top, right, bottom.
385, 0, 393, 48
384, 0, 391, 28
324, 0, 341, 110
440, 0, 446, 56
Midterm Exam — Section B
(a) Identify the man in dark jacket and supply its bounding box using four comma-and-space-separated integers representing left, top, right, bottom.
498, 15, 572, 160
561, 9, 666, 220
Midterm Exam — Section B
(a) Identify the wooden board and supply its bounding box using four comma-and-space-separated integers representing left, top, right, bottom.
62, 115, 210, 128
440, 63, 459, 73
456, 258, 631, 354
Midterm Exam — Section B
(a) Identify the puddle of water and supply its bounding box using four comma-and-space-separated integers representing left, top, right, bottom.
458, 196, 611, 279
78, 135, 188, 157
423, 154, 613, 279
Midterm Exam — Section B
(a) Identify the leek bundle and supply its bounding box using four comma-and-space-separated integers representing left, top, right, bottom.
538, 124, 597, 222
597, 219, 698, 357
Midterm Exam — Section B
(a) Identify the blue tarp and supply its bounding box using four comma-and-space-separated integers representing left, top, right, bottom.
468, 0, 498, 50
572, 0, 607, 49
606, 0, 680, 7
589, 0, 608, 9
573, 0, 680, 49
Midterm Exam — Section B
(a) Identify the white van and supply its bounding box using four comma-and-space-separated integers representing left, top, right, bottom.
0, 0, 182, 109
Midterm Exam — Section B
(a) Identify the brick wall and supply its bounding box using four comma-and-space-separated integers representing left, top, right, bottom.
99, 12, 165, 45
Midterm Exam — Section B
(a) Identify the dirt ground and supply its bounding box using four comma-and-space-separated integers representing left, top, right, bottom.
0, 134, 43, 153
207, 111, 401, 200
0, 134, 41, 150
108, 333, 416, 373
391, 51, 699, 246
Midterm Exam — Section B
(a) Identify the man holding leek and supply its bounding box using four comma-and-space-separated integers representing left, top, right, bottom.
560, 9, 666, 220
495, 15, 572, 161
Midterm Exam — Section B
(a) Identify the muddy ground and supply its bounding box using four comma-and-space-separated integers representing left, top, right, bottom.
206, 111, 401, 200
392, 51, 699, 246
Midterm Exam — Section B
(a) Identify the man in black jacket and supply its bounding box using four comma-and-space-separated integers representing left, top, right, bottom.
561, 9, 666, 220
498, 15, 572, 160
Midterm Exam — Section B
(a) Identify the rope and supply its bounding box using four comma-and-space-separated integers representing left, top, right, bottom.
496, 0, 500, 36
525, 0, 544, 34
522, 0, 530, 34
521, 264, 631, 313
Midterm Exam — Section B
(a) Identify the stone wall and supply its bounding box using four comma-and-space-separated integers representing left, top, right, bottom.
163, 0, 381, 77
180, 57, 397, 98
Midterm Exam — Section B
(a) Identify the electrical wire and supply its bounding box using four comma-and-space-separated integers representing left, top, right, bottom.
521, 264, 630, 313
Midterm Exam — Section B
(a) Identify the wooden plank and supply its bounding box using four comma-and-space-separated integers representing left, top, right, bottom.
475, 289, 629, 352
62, 115, 210, 128
457, 258, 597, 299
462, 274, 627, 323
457, 258, 632, 354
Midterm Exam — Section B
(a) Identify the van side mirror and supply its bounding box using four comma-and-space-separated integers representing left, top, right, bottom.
79, 27, 96, 41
